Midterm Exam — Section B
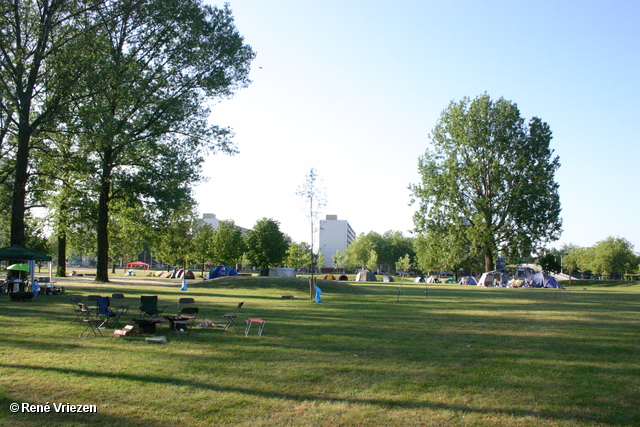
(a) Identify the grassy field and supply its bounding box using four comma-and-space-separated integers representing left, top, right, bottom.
0, 274, 638, 426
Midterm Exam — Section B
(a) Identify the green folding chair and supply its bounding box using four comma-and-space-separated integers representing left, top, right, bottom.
139, 295, 167, 318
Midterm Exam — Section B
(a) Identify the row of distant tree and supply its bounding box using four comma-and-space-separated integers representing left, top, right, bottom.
549, 237, 638, 280
50, 213, 413, 276
339, 234, 639, 281
51, 200, 637, 281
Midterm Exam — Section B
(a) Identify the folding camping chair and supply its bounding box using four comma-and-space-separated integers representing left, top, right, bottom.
111, 293, 130, 314
87, 295, 101, 309
223, 302, 244, 331
96, 296, 124, 328
78, 303, 105, 339
70, 296, 85, 323
139, 295, 168, 318
172, 307, 199, 340
177, 298, 196, 319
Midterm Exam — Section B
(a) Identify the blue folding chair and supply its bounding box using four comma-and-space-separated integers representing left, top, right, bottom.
97, 296, 124, 328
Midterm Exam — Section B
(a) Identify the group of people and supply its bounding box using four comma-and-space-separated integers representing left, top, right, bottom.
1, 274, 27, 293
2, 274, 64, 295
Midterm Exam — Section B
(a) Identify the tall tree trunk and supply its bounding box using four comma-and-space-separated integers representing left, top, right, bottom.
485, 251, 494, 273
57, 233, 67, 277
95, 157, 112, 282
11, 122, 31, 246
9, 0, 55, 247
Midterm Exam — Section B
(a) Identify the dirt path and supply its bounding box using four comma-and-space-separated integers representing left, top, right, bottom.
50, 274, 183, 288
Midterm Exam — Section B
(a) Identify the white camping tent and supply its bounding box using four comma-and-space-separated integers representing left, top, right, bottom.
355, 270, 377, 281
478, 271, 510, 286
269, 268, 296, 277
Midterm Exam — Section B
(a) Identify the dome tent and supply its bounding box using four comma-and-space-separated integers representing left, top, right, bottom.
354, 270, 377, 282
478, 271, 510, 286
524, 272, 562, 288
208, 265, 239, 279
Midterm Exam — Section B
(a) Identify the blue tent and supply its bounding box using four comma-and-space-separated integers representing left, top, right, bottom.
208, 265, 239, 279
524, 272, 562, 288
459, 276, 477, 285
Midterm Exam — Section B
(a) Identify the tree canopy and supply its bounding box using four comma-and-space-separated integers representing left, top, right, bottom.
211, 220, 246, 267
0, 0, 100, 246
343, 231, 414, 273
245, 218, 288, 276
564, 237, 638, 279
285, 242, 312, 270
410, 93, 562, 272
0, 0, 254, 280
413, 228, 483, 279
78, 0, 253, 281
344, 232, 382, 271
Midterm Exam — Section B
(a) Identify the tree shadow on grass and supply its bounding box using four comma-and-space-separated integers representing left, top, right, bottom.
0, 363, 630, 426
0, 389, 171, 427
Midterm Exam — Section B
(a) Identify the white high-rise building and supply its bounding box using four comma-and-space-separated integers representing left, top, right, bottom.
201, 213, 219, 229
319, 215, 356, 268
200, 213, 250, 234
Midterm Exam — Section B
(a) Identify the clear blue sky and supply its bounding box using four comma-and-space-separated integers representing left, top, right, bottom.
196, 0, 640, 251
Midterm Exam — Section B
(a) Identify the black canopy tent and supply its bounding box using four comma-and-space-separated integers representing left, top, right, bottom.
0, 244, 53, 285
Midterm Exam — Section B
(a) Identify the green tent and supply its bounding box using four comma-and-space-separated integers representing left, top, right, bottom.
0, 245, 53, 287
0, 244, 52, 261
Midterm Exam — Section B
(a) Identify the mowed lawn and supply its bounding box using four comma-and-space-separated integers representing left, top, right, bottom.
0, 275, 638, 426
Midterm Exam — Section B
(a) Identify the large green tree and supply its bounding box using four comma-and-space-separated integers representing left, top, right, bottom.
192, 222, 215, 277
562, 245, 587, 279
414, 227, 483, 280
410, 94, 562, 272
378, 230, 415, 272
537, 253, 563, 275
108, 204, 150, 272
285, 242, 312, 270
0, 0, 102, 246
344, 232, 382, 271
211, 220, 246, 268
245, 218, 288, 276
332, 249, 346, 270
151, 209, 197, 269
66, 0, 254, 281
587, 237, 637, 279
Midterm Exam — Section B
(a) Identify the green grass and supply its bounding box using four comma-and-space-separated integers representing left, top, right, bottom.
0, 275, 639, 426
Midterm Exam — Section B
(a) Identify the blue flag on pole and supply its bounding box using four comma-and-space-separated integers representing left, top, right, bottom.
314, 285, 322, 303
180, 277, 188, 291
